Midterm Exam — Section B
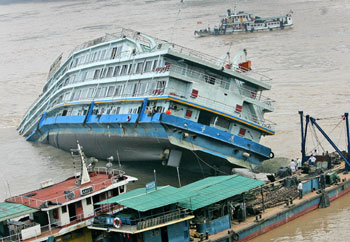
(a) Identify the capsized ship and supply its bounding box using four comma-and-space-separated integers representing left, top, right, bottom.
195, 2, 293, 37
18, 28, 275, 170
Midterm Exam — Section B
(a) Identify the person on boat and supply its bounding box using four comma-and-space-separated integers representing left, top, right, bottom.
296, 158, 302, 169
313, 149, 318, 157
308, 154, 316, 166
290, 159, 297, 175
298, 182, 303, 199
165, 108, 171, 115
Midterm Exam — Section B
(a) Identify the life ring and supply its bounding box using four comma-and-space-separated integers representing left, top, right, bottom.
113, 217, 122, 229
270, 151, 275, 159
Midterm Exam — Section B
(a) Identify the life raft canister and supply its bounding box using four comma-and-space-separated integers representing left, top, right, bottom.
113, 217, 122, 229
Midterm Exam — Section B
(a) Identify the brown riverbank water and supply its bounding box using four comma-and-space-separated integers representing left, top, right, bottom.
0, 0, 349, 240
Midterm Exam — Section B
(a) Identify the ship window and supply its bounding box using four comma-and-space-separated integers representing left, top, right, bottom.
94, 50, 100, 61
121, 65, 128, 75
88, 88, 94, 97
128, 64, 134, 74
100, 49, 106, 60
73, 90, 81, 100
62, 109, 68, 116
63, 92, 71, 101
111, 47, 118, 59
81, 89, 88, 99
81, 71, 87, 82
140, 82, 148, 95
116, 107, 120, 114
76, 201, 82, 208
63, 78, 69, 86
239, 128, 246, 136
102, 87, 107, 97
86, 197, 91, 205
120, 185, 125, 193
107, 86, 115, 97
95, 87, 101, 97
144, 61, 152, 72
185, 110, 193, 118
100, 68, 107, 78
71, 74, 76, 83
204, 75, 216, 85
114, 85, 123, 97
152, 60, 158, 71
93, 69, 100, 80
136, 62, 144, 74
90, 52, 96, 62
62, 206, 67, 213
106, 67, 114, 78
113, 66, 120, 77
215, 117, 230, 130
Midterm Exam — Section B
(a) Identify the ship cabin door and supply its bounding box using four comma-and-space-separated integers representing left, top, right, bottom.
198, 110, 213, 126
68, 203, 76, 222
161, 227, 169, 242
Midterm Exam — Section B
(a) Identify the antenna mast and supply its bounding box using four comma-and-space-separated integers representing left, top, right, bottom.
169, 0, 184, 43
233, 0, 238, 15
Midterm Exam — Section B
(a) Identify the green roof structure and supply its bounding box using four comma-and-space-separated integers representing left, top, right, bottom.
97, 186, 190, 212
97, 175, 265, 212
0, 202, 38, 222
177, 175, 265, 210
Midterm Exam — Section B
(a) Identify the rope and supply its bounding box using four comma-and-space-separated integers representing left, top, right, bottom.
307, 118, 345, 154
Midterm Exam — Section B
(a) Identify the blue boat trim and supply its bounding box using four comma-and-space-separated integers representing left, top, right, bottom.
45, 96, 275, 135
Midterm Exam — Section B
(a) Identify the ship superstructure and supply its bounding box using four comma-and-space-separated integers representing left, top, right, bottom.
18, 28, 275, 171
195, 4, 293, 37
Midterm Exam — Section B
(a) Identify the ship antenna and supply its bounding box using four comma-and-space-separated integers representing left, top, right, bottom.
169, 0, 184, 43
116, 150, 122, 168
233, 0, 238, 15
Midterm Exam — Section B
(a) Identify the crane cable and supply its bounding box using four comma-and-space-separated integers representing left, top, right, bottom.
307, 118, 344, 154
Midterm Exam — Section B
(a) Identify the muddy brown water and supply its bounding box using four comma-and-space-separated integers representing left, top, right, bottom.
0, 0, 350, 240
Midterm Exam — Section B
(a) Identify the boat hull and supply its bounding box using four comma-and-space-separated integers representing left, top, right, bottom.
27, 113, 272, 171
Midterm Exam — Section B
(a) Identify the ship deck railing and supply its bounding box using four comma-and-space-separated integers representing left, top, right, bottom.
6, 167, 125, 209
0, 213, 89, 242
91, 208, 192, 232
168, 64, 274, 106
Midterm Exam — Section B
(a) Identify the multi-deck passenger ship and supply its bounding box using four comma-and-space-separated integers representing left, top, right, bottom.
18, 28, 275, 171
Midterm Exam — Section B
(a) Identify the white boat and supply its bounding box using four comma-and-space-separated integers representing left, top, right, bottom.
195, 2, 293, 37
17, 28, 276, 172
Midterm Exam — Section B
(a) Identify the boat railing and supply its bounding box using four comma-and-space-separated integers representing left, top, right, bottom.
0, 213, 91, 242
6, 168, 125, 207
136, 208, 192, 230
231, 64, 272, 83
159, 87, 276, 129
168, 64, 273, 107
92, 208, 192, 230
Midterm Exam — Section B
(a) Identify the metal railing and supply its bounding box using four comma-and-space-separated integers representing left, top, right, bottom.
0, 213, 89, 242
136, 209, 191, 230
6, 167, 125, 207
91, 208, 192, 231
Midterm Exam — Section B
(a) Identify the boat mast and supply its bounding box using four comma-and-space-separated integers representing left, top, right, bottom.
233, 0, 238, 15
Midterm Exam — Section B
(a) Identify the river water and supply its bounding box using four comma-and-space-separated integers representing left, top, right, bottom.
0, 0, 349, 240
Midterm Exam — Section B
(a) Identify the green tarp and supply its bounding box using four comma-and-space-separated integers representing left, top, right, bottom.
0, 202, 38, 222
